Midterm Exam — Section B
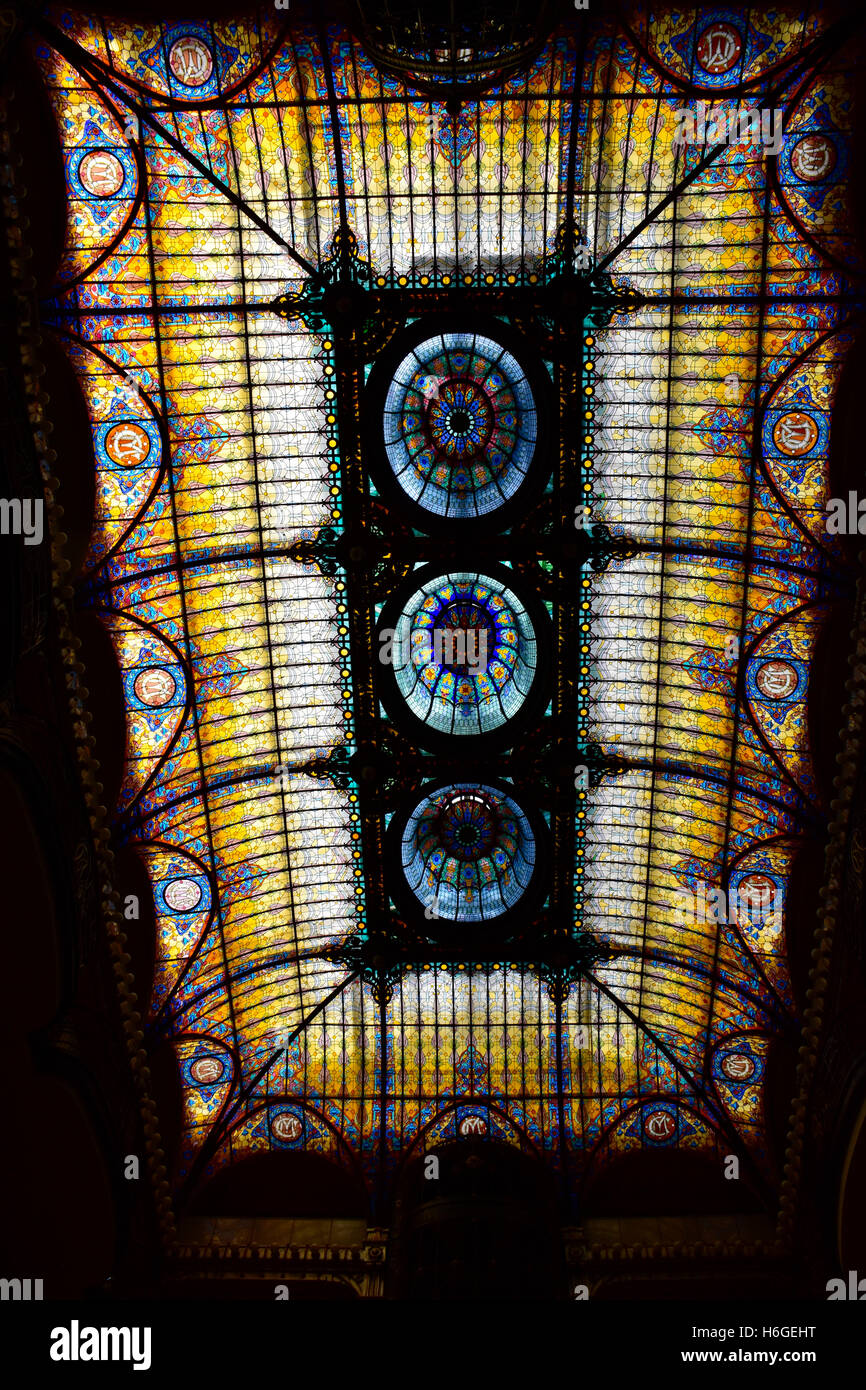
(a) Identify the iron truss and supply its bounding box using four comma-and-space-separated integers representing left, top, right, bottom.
272, 220, 640, 1005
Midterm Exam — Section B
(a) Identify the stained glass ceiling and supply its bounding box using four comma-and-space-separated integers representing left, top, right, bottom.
34, 4, 861, 1211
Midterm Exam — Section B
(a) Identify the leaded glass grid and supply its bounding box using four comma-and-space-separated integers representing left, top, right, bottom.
32, 3, 862, 1207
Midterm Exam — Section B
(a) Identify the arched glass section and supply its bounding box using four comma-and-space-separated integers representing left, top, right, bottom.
31, 2, 856, 1212
401, 783, 536, 921
382, 331, 538, 519
390, 571, 538, 736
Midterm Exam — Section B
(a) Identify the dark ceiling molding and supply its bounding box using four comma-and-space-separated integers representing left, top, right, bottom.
0, 97, 177, 1251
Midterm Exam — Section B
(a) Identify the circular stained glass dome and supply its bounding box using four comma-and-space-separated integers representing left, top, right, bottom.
382, 330, 538, 519
401, 782, 537, 922
387, 570, 539, 738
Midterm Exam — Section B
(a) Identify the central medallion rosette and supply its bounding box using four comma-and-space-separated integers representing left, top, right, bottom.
426, 378, 495, 459
376, 328, 540, 521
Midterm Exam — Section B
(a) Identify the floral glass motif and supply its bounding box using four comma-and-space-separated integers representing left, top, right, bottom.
383, 332, 537, 518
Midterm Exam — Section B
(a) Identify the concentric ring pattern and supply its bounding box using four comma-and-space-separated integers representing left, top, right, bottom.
382, 331, 538, 518
401, 783, 537, 921
390, 571, 538, 736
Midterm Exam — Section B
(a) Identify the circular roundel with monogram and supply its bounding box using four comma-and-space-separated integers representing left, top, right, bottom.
695, 22, 743, 75
772, 411, 819, 457
168, 35, 214, 88
97, 417, 161, 473
642, 1107, 677, 1142
78, 148, 127, 197
190, 1056, 224, 1086
754, 659, 799, 701
133, 666, 177, 708
164, 877, 203, 913
790, 134, 837, 183
69, 144, 136, 207
105, 422, 153, 468
270, 1110, 304, 1144
720, 1052, 756, 1082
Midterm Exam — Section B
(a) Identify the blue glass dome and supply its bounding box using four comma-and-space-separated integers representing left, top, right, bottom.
401, 783, 537, 922
391, 571, 538, 736
382, 331, 538, 519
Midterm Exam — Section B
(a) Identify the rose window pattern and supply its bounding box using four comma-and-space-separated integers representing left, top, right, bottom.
401, 784, 537, 922
382, 332, 538, 519
388, 572, 538, 737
